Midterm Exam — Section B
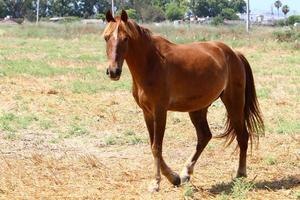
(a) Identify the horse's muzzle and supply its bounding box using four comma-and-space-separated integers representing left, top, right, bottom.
107, 67, 122, 81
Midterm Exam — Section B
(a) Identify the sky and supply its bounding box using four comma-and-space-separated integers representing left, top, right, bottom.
250, 0, 300, 15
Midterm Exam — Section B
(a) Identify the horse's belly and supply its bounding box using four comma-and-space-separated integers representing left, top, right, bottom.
168, 93, 220, 112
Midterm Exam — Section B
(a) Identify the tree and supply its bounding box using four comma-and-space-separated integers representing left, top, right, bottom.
221, 8, 239, 20
229, 0, 246, 13
274, 0, 282, 17
165, 2, 185, 21
130, 0, 166, 22
0, 0, 7, 18
125, 8, 138, 20
282, 5, 289, 18
190, 0, 240, 18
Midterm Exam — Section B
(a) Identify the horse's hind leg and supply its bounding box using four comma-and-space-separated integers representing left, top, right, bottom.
180, 108, 212, 183
221, 88, 249, 177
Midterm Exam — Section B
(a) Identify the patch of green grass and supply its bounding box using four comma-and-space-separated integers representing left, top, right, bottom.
39, 119, 54, 130
0, 60, 69, 77
231, 178, 255, 199
104, 135, 117, 145
293, 191, 300, 199
62, 124, 89, 138
0, 59, 102, 78
207, 143, 216, 150
124, 130, 144, 145
103, 131, 145, 146
0, 113, 37, 132
0, 29, 5, 36
264, 155, 277, 165
275, 118, 300, 134
257, 87, 271, 99
71, 80, 100, 94
183, 183, 195, 198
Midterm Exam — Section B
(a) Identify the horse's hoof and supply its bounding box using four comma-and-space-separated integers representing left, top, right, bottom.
148, 181, 160, 192
171, 173, 181, 186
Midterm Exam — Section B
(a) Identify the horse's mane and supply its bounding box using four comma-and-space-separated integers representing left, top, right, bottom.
102, 17, 152, 41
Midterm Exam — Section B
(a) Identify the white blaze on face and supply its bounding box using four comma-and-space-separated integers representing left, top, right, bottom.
111, 24, 119, 62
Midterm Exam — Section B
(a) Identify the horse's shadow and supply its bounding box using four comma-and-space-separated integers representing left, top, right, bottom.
209, 175, 300, 195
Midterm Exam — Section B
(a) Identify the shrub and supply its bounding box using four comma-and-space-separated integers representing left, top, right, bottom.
95, 13, 105, 20
274, 19, 287, 27
211, 15, 224, 26
165, 2, 185, 21
221, 8, 239, 20
126, 9, 138, 20
287, 15, 300, 25
116, 9, 138, 20
273, 30, 300, 42
140, 5, 165, 22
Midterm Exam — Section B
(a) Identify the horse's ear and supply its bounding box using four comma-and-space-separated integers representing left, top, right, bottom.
106, 10, 115, 22
121, 9, 128, 22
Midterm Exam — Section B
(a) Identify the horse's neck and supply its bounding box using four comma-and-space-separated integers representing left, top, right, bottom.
125, 37, 161, 87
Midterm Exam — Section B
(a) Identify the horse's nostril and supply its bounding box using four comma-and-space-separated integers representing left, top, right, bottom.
106, 68, 109, 75
116, 68, 122, 76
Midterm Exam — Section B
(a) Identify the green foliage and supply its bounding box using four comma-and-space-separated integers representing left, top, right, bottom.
190, 0, 243, 17
165, 2, 185, 21
70, 80, 100, 94
211, 15, 224, 26
125, 8, 138, 20
231, 178, 255, 199
282, 5, 289, 16
64, 124, 89, 138
228, 0, 246, 13
274, 19, 287, 27
287, 15, 300, 25
264, 156, 277, 165
0, 112, 37, 132
141, 5, 166, 22
95, 13, 105, 20
183, 183, 195, 197
0, 0, 6, 18
274, 0, 282, 9
117, 9, 138, 20
273, 30, 300, 42
221, 8, 239, 20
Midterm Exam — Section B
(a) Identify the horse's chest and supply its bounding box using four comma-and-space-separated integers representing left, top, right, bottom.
132, 88, 153, 112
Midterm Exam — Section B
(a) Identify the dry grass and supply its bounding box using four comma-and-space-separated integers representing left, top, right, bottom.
0, 23, 299, 199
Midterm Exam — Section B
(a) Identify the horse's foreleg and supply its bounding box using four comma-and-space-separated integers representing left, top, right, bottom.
181, 108, 212, 183
144, 108, 180, 192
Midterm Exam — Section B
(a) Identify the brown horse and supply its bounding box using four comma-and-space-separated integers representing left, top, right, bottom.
103, 10, 264, 192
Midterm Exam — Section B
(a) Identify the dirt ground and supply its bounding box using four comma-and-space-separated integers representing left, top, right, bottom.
0, 88, 299, 199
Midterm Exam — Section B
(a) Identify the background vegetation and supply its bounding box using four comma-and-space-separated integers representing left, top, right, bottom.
0, 0, 246, 22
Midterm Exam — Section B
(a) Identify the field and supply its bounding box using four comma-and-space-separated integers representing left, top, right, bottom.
0, 22, 299, 199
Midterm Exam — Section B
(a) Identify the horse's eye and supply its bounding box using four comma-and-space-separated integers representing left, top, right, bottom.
124, 37, 128, 42
104, 36, 109, 41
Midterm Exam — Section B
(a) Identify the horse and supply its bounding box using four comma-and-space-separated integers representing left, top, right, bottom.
102, 10, 264, 192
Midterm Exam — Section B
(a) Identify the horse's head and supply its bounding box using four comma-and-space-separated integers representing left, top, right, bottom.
103, 10, 130, 81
